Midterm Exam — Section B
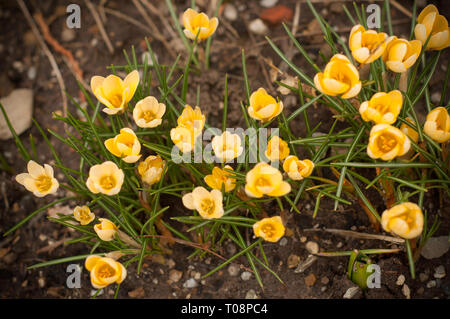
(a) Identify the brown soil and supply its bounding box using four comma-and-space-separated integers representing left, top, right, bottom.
0, 0, 449, 299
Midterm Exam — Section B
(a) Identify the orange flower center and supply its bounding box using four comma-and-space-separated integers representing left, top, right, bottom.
256, 177, 271, 187
377, 133, 397, 152
373, 103, 389, 114
142, 110, 156, 122
97, 264, 115, 279
79, 209, 90, 221
261, 223, 275, 238
200, 198, 215, 216
99, 175, 116, 190
109, 94, 123, 108
35, 175, 52, 193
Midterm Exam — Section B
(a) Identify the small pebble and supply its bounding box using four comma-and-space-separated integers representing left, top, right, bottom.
152, 278, 158, 284
417, 287, 424, 295
287, 254, 300, 269
279, 237, 288, 246
183, 278, 199, 289
402, 284, 411, 299
169, 269, 182, 283
350, 226, 357, 231
61, 28, 76, 42
431, 91, 441, 104
396, 274, 406, 286
241, 271, 252, 281
228, 264, 240, 277
343, 286, 360, 299
321, 277, 329, 285
336, 242, 343, 248
426, 280, 437, 288
260, 0, 278, 7
300, 236, 307, 243
223, 4, 237, 21
434, 265, 446, 279
305, 241, 319, 254
419, 273, 429, 282
245, 289, 259, 299
321, 286, 327, 292
194, 272, 201, 280
27, 66, 36, 80
304, 274, 316, 287
167, 259, 176, 269
226, 243, 236, 256
248, 19, 269, 35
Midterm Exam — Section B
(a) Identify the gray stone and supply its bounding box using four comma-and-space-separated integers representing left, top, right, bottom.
426, 280, 437, 288
0, 89, 33, 139
343, 286, 360, 299
241, 271, 252, 281
396, 274, 406, 286
245, 289, 259, 299
260, 0, 278, 7
183, 278, 199, 289
223, 4, 237, 21
279, 237, 288, 246
421, 236, 450, 259
248, 19, 268, 35
227, 264, 240, 277
434, 265, 446, 279
305, 241, 319, 254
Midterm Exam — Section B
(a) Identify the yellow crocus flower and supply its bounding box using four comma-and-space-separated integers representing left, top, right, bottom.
85, 255, 127, 289
73, 205, 95, 225
282, 156, 314, 181
381, 202, 424, 239
245, 162, 291, 198
90, 70, 139, 115
211, 131, 243, 162
182, 186, 224, 219
382, 37, 422, 73
248, 88, 284, 123
359, 90, 403, 125
133, 96, 166, 128
138, 155, 165, 186
423, 107, 450, 143
265, 136, 290, 161
414, 4, 450, 51
349, 24, 388, 64
253, 216, 285, 243
15, 160, 59, 197
314, 54, 361, 99
204, 165, 236, 193
105, 128, 142, 163
183, 8, 219, 41
86, 161, 124, 196
94, 218, 118, 241
367, 124, 411, 161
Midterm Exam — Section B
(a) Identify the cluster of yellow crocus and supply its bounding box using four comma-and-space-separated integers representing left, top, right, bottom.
253, 216, 285, 243
381, 202, 424, 239
182, 186, 224, 219
85, 255, 127, 289
170, 105, 206, 153
15, 160, 59, 197
265, 136, 290, 162
211, 131, 243, 162
204, 166, 236, 193
137, 155, 165, 186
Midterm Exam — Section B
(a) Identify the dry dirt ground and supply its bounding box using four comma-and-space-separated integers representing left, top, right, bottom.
0, 0, 449, 299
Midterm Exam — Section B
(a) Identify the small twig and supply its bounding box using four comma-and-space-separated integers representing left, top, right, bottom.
84, 0, 114, 54
304, 228, 405, 244
390, 0, 413, 18
103, 7, 152, 34
16, 0, 68, 118
132, 0, 176, 59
